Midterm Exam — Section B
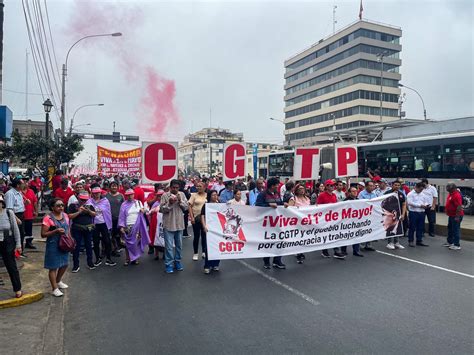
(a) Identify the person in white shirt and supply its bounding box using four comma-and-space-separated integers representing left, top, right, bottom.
421, 178, 438, 237
334, 181, 346, 202
279, 178, 290, 199
211, 177, 225, 194
407, 182, 431, 247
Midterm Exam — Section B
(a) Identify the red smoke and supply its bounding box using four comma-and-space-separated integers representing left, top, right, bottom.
65, 0, 180, 138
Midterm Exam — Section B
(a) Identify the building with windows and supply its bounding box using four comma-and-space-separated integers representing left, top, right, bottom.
283, 19, 402, 146
178, 128, 282, 176
13, 119, 54, 139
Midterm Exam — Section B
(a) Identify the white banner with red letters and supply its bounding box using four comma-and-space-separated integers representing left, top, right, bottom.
335, 145, 359, 178
293, 147, 320, 180
223, 143, 247, 181
142, 142, 178, 184
206, 193, 403, 260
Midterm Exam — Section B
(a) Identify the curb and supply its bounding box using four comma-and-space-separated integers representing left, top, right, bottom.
0, 291, 44, 309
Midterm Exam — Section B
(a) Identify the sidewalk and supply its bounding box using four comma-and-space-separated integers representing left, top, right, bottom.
432, 212, 473, 240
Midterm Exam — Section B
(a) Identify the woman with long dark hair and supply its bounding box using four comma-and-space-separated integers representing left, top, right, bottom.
41, 198, 70, 297
201, 190, 220, 274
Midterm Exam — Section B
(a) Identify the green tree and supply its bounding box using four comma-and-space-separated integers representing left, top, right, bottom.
52, 134, 84, 166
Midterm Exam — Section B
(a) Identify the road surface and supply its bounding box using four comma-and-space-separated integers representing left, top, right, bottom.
63, 235, 474, 354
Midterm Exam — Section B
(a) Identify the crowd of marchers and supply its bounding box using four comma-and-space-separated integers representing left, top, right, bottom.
0, 169, 465, 298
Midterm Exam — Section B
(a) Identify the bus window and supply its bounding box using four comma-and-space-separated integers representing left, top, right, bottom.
365, 149, 388, 174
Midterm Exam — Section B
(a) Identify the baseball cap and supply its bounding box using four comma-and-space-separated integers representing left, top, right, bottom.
324, 179, 335, 186
91, 187, 102, 194
78, 192, 90, 200
358, 181, 366, 187
156, 189, 165, 195
125, 189, 135, 196
372, 176, 381, 182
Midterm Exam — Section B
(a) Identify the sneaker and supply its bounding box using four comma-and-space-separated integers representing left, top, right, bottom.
263, 264, 271, 269
386, 243, 395, 250
442, 243, 453, 247
20, 253, 28, 259
202, 252, 206, 259
105, 259, 117, 266
24, 243, 37, 250
449, 245, 461, 250
321, 251, 331, 258
300, 254, 306, 260
88, 264, 96, 270
333, 252, 346, 260
204, 268, 211, 274
353, 252, 364, 257
416, 242, 429, 247
212, 266, 220, 271
94, 258, 102, 267
175, 262, 184, 271
192, 254, 199, 261
72, 266, 80, 273
52, 288, 64, 297
394, 243, 405, 249
165, 265, 174, 273
57, 281, 69, 289
272, 262, 286, 269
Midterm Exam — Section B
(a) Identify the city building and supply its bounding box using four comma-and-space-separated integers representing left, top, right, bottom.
283, 19, 402, 146
178, 127, 282, 177
13, 119, 54, 139
179, 128, 244, 175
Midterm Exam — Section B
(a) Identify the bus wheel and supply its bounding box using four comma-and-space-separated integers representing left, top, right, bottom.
461, 189, 474, 215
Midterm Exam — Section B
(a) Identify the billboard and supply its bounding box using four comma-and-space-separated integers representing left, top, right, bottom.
97, 146, 142, 175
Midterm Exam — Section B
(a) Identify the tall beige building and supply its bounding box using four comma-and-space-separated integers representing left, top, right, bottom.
283, 20, 402, 145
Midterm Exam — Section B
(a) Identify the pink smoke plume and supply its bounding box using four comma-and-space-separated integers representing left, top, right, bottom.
65, 0, 180, 138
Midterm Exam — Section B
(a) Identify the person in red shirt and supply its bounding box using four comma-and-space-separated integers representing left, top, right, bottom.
317, 179, 346, 259
132, 179, 145, 204
51, 170, 63, 193
22, 178, 38, 249
54, 179, 74, 205
444, 183, 464, 250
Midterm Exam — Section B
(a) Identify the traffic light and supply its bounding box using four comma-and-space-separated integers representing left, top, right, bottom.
112, 131, 120, 143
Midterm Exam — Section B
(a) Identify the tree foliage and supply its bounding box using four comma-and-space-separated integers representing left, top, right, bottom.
0, 131, 84, 172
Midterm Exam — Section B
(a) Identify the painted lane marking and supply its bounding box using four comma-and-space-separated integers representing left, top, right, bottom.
236, 260, 320, 306
376, 250, 474, 279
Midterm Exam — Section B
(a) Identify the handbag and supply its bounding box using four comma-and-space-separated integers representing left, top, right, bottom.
50, 213, 77, 253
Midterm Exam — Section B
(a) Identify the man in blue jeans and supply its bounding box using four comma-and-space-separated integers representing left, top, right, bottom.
444, 183, 464, 250
407, 182, 431, 247
160, 179, 189, 273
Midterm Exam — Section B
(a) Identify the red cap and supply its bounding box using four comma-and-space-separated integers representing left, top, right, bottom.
91, 187, 102, 194
125, 189, 135, 196
324, 179, 335, 186
372, 176, 381, 182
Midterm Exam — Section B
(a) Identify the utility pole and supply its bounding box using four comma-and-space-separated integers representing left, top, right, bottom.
25, 50, 29, 118
0, 0, 4, 105
376, 51, 387, 123
332, 5, 337, 34
60, 64, 66, 135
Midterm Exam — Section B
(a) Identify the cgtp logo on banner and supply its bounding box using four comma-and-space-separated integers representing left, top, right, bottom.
293, 147, 320, 180
223, 143, 247, 181
142, 142, 178, 183
335, 145, 358, 178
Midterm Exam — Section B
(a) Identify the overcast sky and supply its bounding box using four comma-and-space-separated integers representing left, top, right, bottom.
3, 0, 473, 165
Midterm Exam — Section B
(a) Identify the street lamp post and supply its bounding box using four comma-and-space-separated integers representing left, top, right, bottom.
43, 98, 53, 185
376, 51, 388, 123
61, 32, 122, 136
398, 83, 427, 120
68, 104, 104, 135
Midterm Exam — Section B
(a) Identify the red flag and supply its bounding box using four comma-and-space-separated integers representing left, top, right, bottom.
359, 0, 363, 20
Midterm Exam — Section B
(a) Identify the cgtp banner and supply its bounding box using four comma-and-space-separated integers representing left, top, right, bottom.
97, 146, 141, 174
206, 193, 403, 260
293, 147, 320, 180
142, 142, 178, 184
335, 145, 358, 178
223, 143, 247, 181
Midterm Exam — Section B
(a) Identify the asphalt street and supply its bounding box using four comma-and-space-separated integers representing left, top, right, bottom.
63, 234, 474, 355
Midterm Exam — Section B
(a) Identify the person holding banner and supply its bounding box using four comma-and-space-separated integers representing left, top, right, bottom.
159, 179, 189, 274
256, 177, 286, 269
288, 183, 310, 264
384, 180, 406, 250
201, 190, 220, 274
341, 186, 364, 257
357, 181, 378, 252
406, 183, 431, 247
118, 189, 148, 265
318, 180, 346, 260
228, 189, 246, 206
188, 182, 208, 261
